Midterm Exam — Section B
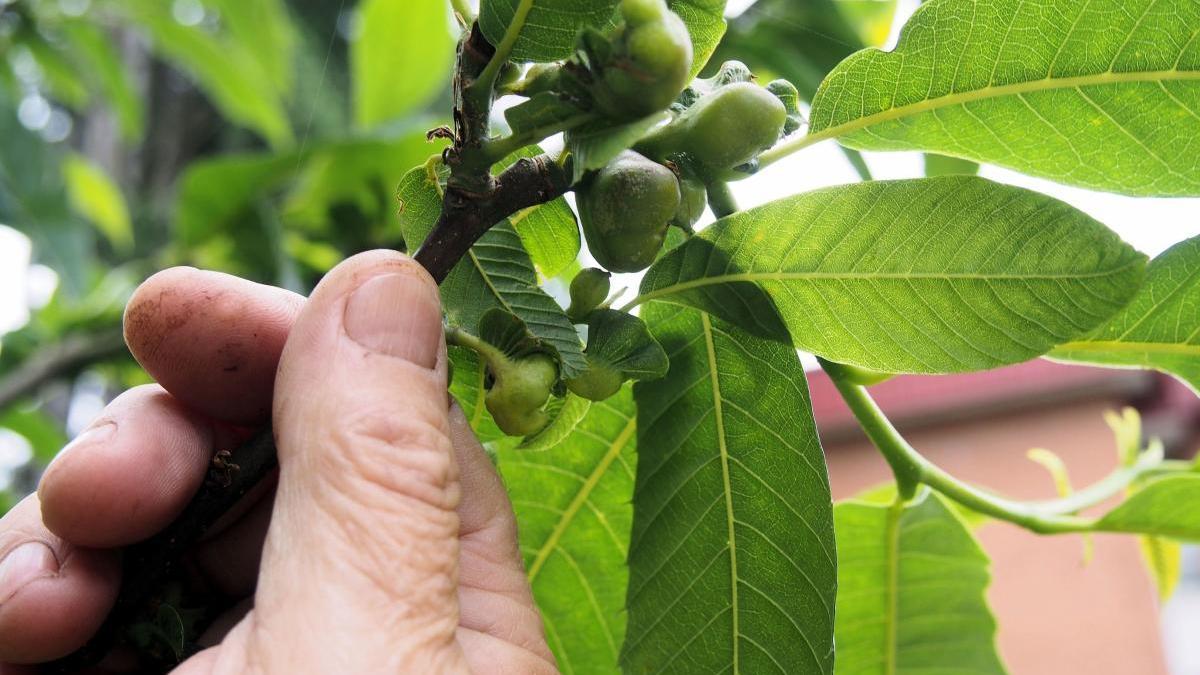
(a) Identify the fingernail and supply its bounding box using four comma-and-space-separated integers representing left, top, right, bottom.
344, 272, 442, 369
0, 542, 58, 603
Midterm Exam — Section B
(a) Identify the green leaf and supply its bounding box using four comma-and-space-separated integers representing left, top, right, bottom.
118, 0, 295, 146
62, 155, 133, 253
835, 491, 1005, 675
449, 346, 507, 444
639, 176, 1147, 374
808, 0, 1200, 196
498, 387, 637, 673
505, 198, 580, 278
924, 154, 979, 177
479, 0, 621, 63
505, 92, 590, 137
1051, 235, 1200, 395
282, 130, 437, 241
517, 392, 593, 451
624, 303, 836, 674
397, 159, 587, 377
352, 0, 454, 128
566, 111, 671, 183
1097, 475, 1200, 540
0, 407, 67, 464
59, 21, 144, 139
584, 309, 667, 380
669, 0, 728, 78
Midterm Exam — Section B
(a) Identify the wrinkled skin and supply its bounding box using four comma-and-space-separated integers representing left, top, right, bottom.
0, 252, 556, 674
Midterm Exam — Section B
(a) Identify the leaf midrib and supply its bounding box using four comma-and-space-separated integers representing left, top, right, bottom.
527, 415, 637, 581
640, 261, 1142, 307
1054, 340, 1200, 357
701, 312, 741, 674
807, 68, 1200, 149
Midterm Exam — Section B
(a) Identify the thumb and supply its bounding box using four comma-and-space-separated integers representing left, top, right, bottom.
248, 251, 468, 672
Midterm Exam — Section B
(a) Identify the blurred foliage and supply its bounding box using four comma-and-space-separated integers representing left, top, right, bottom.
0, 0, 457, 504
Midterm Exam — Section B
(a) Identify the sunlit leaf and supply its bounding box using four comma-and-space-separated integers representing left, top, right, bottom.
1097, 475, 1200, 540
1052, 235, 1200, 395
625, 303, 836, 674
640, 177, 1146, 374
809, 0, 1200, 196
835, 491, 1005, 675
499, 388, 637, 673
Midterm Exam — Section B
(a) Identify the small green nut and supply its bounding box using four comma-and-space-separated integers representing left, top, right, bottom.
578, 150, 681, 273
519, 63, 562, 96
485, 353, 559, 436
766, 79, 803, 135
638, 82, 788, 177
671, 176, 707, 229
593, 0, 693, 120
567, 268, 611, 323
566, 359, 625, 401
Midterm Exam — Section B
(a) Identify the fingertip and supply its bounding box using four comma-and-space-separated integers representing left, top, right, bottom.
39, 386, 213, 548
124, 266, 304, 424
0, 497, 120, 664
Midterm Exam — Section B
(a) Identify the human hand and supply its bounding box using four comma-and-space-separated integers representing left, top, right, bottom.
0, 251, 557, 673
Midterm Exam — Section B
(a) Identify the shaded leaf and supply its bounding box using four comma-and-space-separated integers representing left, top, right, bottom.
624, 303, 836, 674
924, 154, 979, 177
449, 346, 507, 444
1052, 235, 1200, 395
518, 392, 592, 451
809, 0, 1200, 196
0, 407, 67, 464
584, 309, 667, 380
59, 20, 144, 139
566, 111, 671, 183
352, 0, 454, 128
498, 388, 637, 673
640, 176, 1146, 374
835, 491, 1005, 675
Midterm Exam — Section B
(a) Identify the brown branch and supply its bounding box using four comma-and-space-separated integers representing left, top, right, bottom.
0, 328, 128, 411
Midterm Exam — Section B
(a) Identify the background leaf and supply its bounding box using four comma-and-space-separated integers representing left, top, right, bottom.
624, 303, 836, 674
640, 176, 1146, 374
498, 387, 637, 674
1051, 235, 1200, 395
808, 0, 1200, 196
1139, 535, 1181, 603
669, 0, 728, 78
63, 154, 133, 253
352, 0, 454, 129
835, 491, 1005, 675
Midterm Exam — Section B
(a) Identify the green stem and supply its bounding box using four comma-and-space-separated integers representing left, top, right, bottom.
822, 358, 1098, 534
706, 181, 739, 219
446, 326, 507, 369
482, 112, 598, 165
474, 0, 534, 98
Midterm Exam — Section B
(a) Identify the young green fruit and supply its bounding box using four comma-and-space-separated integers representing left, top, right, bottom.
566, 268, 611, 323
485, 353, 559, 436
578, 151, 681, 273
592, 0, 693, 120
566, 358, 624, 401
637, 82, 788, 177
672, 176, 707, 229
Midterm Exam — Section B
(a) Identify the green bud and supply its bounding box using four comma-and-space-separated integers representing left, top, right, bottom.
486, 353, 559, 436
578, 151, 681, 273
566, 359, 625, 401
567, 268, 612, 323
